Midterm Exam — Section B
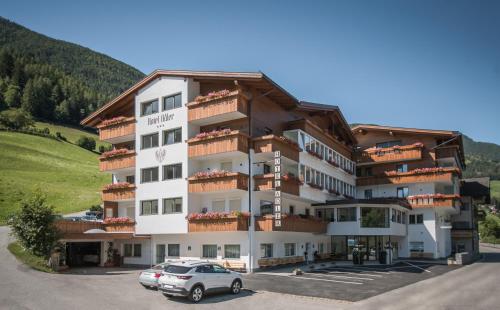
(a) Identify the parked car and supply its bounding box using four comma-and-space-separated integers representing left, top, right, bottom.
138, 262, 170, 289
158, 261, 243, 302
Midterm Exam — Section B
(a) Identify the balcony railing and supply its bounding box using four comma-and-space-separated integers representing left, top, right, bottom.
188, 215, 249, 232
103, 222, 135, 233
55, 220, 103, 234
407, 194, 462, 209
357, 143, 423, 165
435, 146, 459, 159
188, 130, 249, 158
99, 150, 136, 172
188, 172, 249, 193
102, 183, 136, 201
253, 173, 302, 196
253, 135, 301, 162
97, 117, 135, 143
357, 167, 459, 186
187, 90, 248, 125
255, 215, 328, 233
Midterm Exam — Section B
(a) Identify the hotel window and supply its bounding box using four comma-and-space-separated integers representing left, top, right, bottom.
397, 187, 409, 198
337, 207, 356, 222
284, 243, 296, 256
305, 208, 310, 216
140, 200, 158, 215
133, 244, 142, 257
289, 205, 295, 215
163, 127, 182, 145
163, 197, 182, 214
409, 214, 424, 224
305, 167, 311, 183
376, 140, 402, 149
126, 175, 135, 184
409, 242, 424, 253
141, 167, 159, 183
417, 214, 424, 224
220, 161, 232, 172
402, 213, 406, 224
202, 244, 217, 258
365, 189, 373, 199
396, 164, 408, 173
141, 99, 159, 116
391, 209, 397, 222
264, 164, 271, 174
260, 243, 273, 258
229, 199, 241, 212
124, 244, 141, 257
212, 200, 225, 212
124, 244, 133, 257
163, 93, 182, 111
224, 245, 240, 259
141, 133, 159, 149
163, 163, 182, 180
167, 244, 180, 257
260, 200, 273, 215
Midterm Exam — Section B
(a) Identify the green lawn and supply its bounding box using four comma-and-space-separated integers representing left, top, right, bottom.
491, 180, 500, 202
34, 121, 110, 150
7, 242, 53, 272
0, 131, 110, 224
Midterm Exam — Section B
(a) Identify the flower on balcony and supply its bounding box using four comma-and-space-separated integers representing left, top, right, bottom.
100, 148, 130, 159
194, 128, 232, 140
282, 173, 304, 185
187, 211, 250, 221
103, 182, 132, 191
99, 116, 128, 127
385, 167, 459, 177
103, 217, 135, 224
277, 136, 301, 151
407, 194, 460, 200
307, 182, 323, 190
194, 89, 232, 103
191, 170, 231, 179
306, 149, 323, 160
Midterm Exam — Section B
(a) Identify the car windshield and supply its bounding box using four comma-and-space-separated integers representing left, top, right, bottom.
164, 265, 192, 274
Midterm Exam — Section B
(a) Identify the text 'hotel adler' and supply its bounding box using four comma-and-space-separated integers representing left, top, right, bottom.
60, 70, 478, 271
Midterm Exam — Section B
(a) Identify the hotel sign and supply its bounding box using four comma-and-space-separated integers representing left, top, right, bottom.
147, 112, 174, 126
274, 151, 281, 227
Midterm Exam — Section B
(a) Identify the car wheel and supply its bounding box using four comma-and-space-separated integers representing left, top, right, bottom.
189, 285, 204, 303
231, 279, 242, 294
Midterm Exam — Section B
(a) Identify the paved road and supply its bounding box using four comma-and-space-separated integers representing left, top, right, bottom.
1, 226, 499, 310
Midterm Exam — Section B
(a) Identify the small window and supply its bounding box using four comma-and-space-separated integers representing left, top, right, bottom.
163, 163, 182, 180
409, 242, 424, 253
140, 200, 158, 215
133, 244, 142, 257
376, 140, 402, 149
141, 167, 159, 183
365, 167, 373, 177
364, 189, 373, 199
289, 205, 295, 215
141, 133, 159, 149
284, 243, 296, 256
167, 244, 180, 257
163, 197, 182, 214
409, 214, 416, 224
202, 245, 218, 258
224, 244, 240, 259
126, 175, 135, 184
263, 164, 271, 174
416, 214, 424, 224
124, 244, 133, 257
337, 207, 356, 222
397, 187, 409, 198
141, 99, 159, 116
260, 200, 273, 216
396, 164, 408, 173
163, 93, 182, 111
229, 199, 241, 212
156, 244, 166, 264
212, 200, 225, 212
220, 162, 232, 172
163, 127, 182, 145
260, 243, 273, 258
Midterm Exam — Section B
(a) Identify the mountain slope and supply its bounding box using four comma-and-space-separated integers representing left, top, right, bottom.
0, 16, 145, 101
463, 135, 500, 180
0, 129, 110, 224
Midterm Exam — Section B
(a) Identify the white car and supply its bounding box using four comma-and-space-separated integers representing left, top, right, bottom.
158, 261, 243, 302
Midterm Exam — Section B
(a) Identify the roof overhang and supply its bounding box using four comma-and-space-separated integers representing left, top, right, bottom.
313, 198, 412, 210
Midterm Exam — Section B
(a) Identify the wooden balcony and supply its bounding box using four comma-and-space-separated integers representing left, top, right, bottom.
188, 216, 249, 232
357, 143, 423, 166
253, 174, 301, 196
255, 215, 328, 233
357, 168, 458, 186
253, 135, 300, 162
104, 222, 135, 233
187, 90, 248, 125
188, 131, 249, 158
102, 184, 136, 201
97, 117, 136, 143
99, 151, 135, 172
407, 194, 462, 209
55, 220, 140, 240
55, 220, 103, 234
435, 146, 459, 159
188, 172, 248, 193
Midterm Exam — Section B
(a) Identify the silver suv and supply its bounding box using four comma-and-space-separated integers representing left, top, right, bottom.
158, 261, 243, 302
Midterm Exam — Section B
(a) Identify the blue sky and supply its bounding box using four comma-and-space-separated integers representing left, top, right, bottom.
2, 0, 500, 144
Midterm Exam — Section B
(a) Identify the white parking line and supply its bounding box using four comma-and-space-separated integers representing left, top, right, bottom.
304, 273, 375, 281
257, 272, 363, 285
323, 267, 391, 275
316, 270, 384, 278
403, 261, 431, 273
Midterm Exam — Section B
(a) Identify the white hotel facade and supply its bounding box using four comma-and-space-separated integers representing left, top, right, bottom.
64, 70, 470, 271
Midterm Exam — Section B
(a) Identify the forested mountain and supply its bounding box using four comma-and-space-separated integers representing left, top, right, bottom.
463, 135, 500, 180
0, 17, 144, 125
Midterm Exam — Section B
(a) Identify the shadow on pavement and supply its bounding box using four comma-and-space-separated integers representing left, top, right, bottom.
60, 266, 143, 276
164, 289, 256, 304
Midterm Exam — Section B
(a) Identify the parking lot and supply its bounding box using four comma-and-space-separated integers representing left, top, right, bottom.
245, 261, 459, 301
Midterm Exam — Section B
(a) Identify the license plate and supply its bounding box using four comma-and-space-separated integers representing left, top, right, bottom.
163, 284, 173, 289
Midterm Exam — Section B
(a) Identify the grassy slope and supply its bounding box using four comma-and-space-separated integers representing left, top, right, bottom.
8, 242, 53, 273
34, 122, 109, 150
0, 131, 109, 224
491, 180, 500, 201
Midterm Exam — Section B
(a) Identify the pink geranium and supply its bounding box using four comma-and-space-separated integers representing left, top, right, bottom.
191, 170, 231, 179
103, 182, 132, 191
194, 89, 232, 103
100, 116, 128, 127
100, 148, 130, 159
103, 217, 134, 224
194, 128, 232, 140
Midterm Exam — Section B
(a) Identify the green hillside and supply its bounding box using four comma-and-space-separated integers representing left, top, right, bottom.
0, 130, 110, 224
463, 135, 500, 180
34, 121, 109, 150
491, 180, 500, 201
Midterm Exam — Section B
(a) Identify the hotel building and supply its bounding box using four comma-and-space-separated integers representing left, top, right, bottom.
57, 70, 474, 271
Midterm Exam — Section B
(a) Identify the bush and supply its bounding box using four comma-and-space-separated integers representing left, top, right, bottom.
89, 205, 103, 212
42, 127, 50, 135
55, 131, 66, 141
98, 144, 112, 154
76, 136, 96, 151
8, 190, 60, 256
0, 108, 34, 130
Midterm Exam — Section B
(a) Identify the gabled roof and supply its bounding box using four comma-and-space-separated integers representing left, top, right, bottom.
352, 124, 459, 137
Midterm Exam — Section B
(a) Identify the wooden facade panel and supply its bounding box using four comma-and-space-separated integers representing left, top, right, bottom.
357, 171, 455, 186
188, 132, 249, 158
408, 196, 461, 208
187, 91, 248, 122
99, 153, 136, 172
253, 174, 300, 196
253, 135, 300, 162
188, 217, 249, 232
55, 221, 103, 234
188, 173, 249, 193
98, 118, 136, 141
104, 223, 135, 233
357, 146, 422, 165
102, 186, 136, 201
254, 216, 328, 233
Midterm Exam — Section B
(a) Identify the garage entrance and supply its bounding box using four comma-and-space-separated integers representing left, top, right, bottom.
66, 242, 101, 267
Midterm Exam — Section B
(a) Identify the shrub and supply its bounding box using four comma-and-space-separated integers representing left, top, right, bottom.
8, 190, 60, 256
76, 136, 96, 151
42, 127, 50, 135
55, 131, 66, 141
0, 108, 34, 130
89, 205, 103, 212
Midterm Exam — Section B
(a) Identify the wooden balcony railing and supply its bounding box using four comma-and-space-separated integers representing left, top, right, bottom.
99, 151, 136, 172
407, 194, 462, 209
188, 216, 249, 232
55, 220, 103, 234
103, 222, 135, 232
255, 215, 328, 233
435, 146, 459, 159
102, 184, 136, 201
357, 143, 423, 165
253, 174, 301, 196
97, 117, 136, 142
188, 172, 248, 193
188, 131, 249, 158
357, 167, 459, 186
187, 90, 248, 124
253, 135, 301, 162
